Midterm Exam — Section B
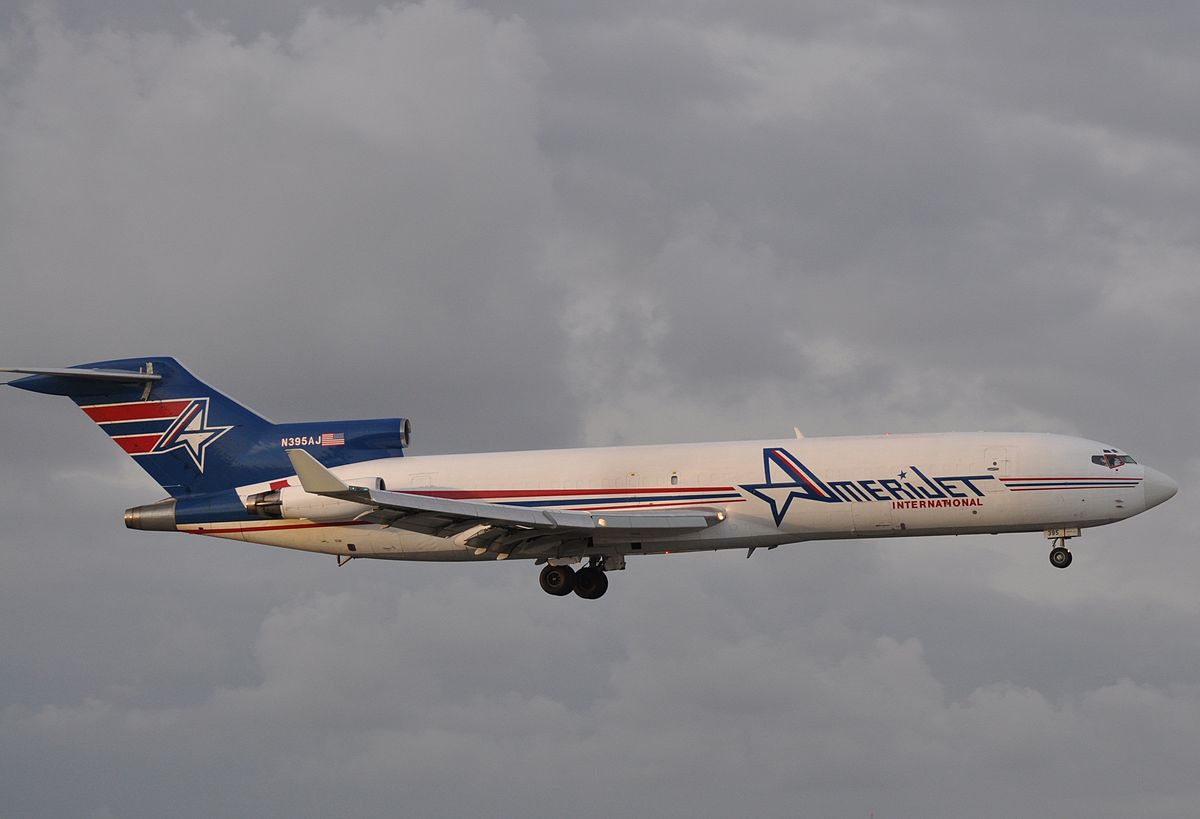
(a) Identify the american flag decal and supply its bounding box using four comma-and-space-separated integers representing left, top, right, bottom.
321, 432, 345, 447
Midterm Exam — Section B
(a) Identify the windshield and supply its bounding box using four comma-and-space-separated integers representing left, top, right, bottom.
1092, 452, 1136, 468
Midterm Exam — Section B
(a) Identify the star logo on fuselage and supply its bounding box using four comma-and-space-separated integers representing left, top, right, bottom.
149, 398, 233, 472
740, 448, 839, 526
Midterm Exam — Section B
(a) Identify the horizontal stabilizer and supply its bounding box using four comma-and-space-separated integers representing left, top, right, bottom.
2, 366, 161, 383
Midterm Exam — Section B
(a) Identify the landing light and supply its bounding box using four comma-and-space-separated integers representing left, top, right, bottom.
597, 517, 607, 527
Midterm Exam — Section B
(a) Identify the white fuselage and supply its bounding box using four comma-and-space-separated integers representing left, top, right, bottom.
178, 432, 1171, 563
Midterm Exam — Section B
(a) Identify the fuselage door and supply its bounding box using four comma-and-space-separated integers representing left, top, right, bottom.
984, 447, 1012, 477
850, 500, 897, 534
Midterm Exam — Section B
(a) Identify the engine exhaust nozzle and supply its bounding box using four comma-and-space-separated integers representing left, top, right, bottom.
124, 499, 177, 531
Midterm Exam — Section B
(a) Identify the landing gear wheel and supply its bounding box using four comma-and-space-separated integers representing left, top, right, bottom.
539, 564, 576, 596
1049, 546, 1073, 569
573, 566, 609, 599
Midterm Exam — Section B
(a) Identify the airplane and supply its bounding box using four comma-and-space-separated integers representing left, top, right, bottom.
1, 357, 1178, 599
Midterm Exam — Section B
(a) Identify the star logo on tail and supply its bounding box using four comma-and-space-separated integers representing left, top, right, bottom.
149, 398, 233, 472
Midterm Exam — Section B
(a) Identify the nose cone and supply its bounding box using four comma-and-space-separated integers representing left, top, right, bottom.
1143, 467, 1178, 510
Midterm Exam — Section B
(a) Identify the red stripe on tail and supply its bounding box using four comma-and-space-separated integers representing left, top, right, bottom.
113, 433, 161, 454
83, 400, 192, 423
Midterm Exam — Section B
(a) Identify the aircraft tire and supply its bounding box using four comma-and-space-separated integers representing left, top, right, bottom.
573, 566, 609, 599
540, 564, 576, 596
1049, 546, 1073, 569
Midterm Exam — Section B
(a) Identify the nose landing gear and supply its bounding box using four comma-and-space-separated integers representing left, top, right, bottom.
1049, 542, 1073, 568
1045, 528, 1079, 569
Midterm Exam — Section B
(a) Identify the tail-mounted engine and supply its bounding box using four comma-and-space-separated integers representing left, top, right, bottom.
244, 477, 385, 521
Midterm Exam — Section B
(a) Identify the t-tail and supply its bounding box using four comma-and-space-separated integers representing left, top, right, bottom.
2, 357, 410, 499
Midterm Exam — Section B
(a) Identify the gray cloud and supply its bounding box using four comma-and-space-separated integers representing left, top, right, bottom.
2, 1, 1199, 817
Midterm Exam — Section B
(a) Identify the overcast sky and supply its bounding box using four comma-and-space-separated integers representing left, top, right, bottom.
2, 1, 1199, 817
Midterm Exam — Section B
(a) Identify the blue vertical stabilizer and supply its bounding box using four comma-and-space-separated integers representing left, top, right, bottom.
6, 357, 409, 496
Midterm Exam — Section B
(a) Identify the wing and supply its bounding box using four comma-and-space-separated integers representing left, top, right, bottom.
285, 448, 726, 558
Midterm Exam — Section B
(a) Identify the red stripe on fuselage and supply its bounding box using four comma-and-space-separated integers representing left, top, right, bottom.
83, 400, 192, 423
1006, 485, 1140, 491
576, 498, 747, 511
1002, 476, 1142, 482
408, 486, 736, 500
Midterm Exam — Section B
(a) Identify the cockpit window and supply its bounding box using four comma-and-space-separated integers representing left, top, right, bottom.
1092, 453, 1136, 468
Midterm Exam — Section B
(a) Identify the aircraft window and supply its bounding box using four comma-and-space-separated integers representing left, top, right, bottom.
1092, 454, 1136, 468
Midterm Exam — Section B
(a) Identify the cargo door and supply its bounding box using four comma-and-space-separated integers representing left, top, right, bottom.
850, 496, 897, 534
984, 446, 1012, 477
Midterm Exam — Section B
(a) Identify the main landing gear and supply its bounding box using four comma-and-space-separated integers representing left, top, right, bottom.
538, 557, 613, 599
539, 564, 576, 595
